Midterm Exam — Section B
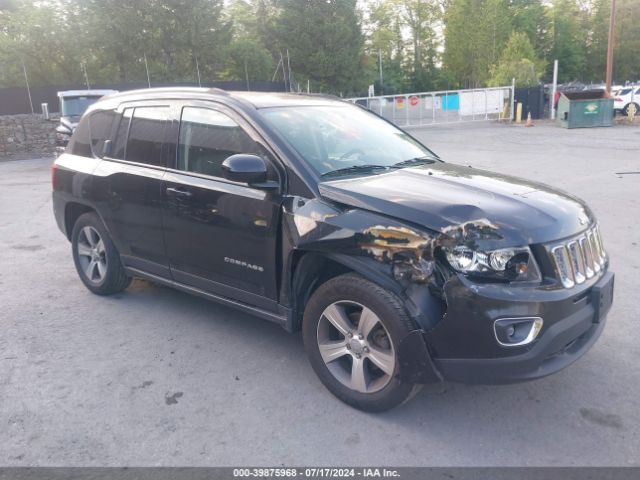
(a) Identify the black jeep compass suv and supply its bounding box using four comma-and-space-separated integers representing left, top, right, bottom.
52, 88, 614, 412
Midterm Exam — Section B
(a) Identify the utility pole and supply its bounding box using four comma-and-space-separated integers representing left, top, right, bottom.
279, 52, 287, 91
81, 63, 91, 90
21, 58, 34, 115
551, 60, 558, 120
378, 49, 383, 95
271, 56, 282, 82
143, 54, 151, 88
244, 60, 250, 91
286, 49, 292, 92
195, 56, 202, 87
605, 0, 616, 96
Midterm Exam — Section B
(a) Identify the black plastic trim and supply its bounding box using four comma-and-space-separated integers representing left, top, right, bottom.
124, 266, 290, 328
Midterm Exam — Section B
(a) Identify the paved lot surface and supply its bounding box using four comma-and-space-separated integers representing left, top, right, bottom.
1, 121, 639, 466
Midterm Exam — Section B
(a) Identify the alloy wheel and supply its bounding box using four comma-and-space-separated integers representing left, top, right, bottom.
76, 226, 107, 284
317, 300, 396, 394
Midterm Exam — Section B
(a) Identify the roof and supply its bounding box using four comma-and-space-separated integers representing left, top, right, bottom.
88, 87, 345, 110
230, 91, 345, 108
57, 89, 118, 98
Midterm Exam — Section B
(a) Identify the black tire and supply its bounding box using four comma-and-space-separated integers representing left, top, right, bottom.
71, 212, 131, 295
302, 273, 417, 412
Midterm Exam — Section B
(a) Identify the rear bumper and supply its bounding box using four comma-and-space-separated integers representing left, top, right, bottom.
52, 191, 68, 238
399, 271, 613, 385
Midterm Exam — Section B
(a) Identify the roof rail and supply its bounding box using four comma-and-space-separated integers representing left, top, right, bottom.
209, 87, 229, 95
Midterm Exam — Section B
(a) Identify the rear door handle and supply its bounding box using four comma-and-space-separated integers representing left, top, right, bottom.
166, 187, 193, 198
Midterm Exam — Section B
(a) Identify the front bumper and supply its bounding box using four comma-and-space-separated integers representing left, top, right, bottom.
399, 270, 613, 385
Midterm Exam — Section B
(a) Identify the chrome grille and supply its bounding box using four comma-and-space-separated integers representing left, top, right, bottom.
550, 226, 606, 289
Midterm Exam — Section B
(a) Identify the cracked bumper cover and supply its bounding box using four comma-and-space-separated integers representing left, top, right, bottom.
398, 271, 614, 385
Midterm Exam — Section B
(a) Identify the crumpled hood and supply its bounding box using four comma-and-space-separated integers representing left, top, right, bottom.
319, 163, 594, 247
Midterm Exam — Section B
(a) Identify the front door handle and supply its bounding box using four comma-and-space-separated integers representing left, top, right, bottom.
166, 187, 193, 198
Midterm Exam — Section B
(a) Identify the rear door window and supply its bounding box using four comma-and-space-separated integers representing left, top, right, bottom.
125, 107, 170, 166
111, 108, 132, 160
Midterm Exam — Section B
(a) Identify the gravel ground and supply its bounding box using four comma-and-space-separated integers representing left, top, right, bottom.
0, 121, 639, 466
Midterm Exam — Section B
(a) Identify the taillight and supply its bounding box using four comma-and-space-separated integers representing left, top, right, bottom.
614, 97, 622, 101
51, 163, 57, 191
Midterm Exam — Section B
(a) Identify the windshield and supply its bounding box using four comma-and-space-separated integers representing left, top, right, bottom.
61, 96, 102, 118
260, 104, 437, 177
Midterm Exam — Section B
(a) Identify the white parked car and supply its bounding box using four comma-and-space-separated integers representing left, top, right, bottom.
613, 86, 640, 115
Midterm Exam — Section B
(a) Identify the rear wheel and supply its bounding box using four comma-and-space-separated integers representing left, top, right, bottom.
302, 273, 417, 412
71, 212, 131, 295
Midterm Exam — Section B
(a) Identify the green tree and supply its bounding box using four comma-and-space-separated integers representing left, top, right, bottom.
130, 0, 231, 82
402, 0, 442, 91
490, 31, 546, 86
546, 0, 588, 82
508, 0, 551, 60
588, 0, 640, 83
443, 0, 512, 87
613, 0, 640, 82
222, 38, 275, 82
271, 0, 365, 94
4, 0, 634, 92
0, 0, 87, 86
72, 0, 149, 83
69, 0, 230, 84
226, 0, 280, 47
365, 0, 406, 93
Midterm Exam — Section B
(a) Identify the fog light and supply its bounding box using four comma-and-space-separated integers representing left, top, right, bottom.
494, 317, 543, 347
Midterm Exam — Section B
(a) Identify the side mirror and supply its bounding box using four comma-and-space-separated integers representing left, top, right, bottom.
221, 154, 268, 185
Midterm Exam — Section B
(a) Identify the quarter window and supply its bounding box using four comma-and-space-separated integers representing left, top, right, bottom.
178, 107, 260, 178
89, 110, 116, 158
69, 116, 92, 157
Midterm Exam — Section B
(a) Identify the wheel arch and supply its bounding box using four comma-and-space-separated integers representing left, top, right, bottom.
289, 250, 403, 332
64, 202, 96, 241
293, 252, 444, 385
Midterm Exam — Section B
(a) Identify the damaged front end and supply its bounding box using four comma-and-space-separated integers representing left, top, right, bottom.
283, 195, 531, 384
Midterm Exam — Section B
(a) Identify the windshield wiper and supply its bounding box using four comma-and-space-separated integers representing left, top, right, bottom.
321, 157, 438, 178
321, 164, 390, 178
391, 156, 438, 168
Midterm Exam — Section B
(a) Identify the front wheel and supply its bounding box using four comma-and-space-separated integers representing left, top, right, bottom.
302, 273, 417, 412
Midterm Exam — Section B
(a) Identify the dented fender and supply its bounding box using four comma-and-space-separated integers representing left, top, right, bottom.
278, 195, 528, 382
280, 195, 505, 296
280, 195, 505, 331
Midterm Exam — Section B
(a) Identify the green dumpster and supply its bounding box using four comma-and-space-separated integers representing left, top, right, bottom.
556, 90, 614, 128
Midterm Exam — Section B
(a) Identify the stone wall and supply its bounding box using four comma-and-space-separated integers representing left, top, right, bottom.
0, 114, 59, 160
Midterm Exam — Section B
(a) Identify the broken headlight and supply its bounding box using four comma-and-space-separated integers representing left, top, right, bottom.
444, 246, 541, 282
